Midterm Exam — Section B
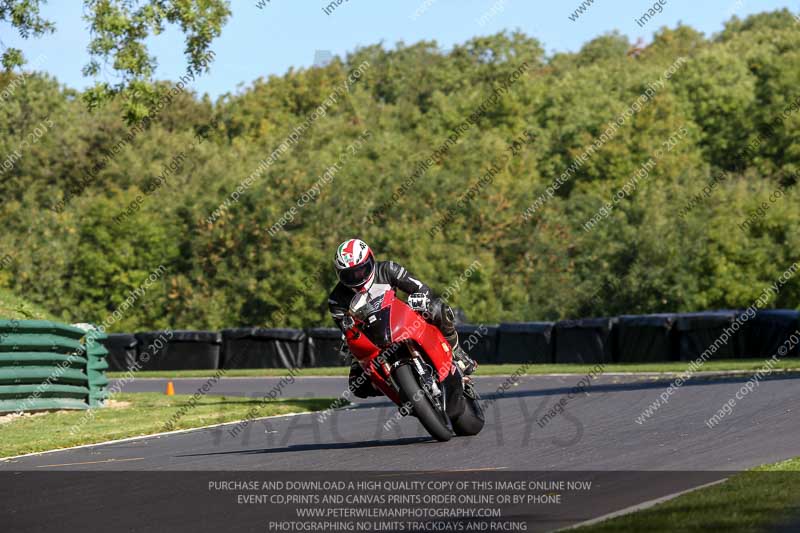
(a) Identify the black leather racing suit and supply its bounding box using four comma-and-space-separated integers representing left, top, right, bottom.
328, 261, 459, 398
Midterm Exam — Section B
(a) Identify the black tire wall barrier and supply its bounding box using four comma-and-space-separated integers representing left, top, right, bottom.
113, 309, 800, 371
615, 314, 678, 363
554, 318, 617, 364
741, 310, 800, 358
101, 334, 138, 372
674, 311, 747, 361
457, 325, 499, 364
220, 328, 306, 369
496, 323, 553, 364
135, 331, 221, 370
306, 328, 346, 367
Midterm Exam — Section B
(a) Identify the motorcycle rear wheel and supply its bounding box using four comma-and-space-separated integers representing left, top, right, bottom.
452, 381, 485, 436
394, 363, 452, 442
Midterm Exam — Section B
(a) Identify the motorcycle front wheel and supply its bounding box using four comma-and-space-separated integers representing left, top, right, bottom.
394, 363, 452, 442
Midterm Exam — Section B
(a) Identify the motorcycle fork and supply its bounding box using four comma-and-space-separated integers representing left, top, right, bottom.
408, 344, 446, 415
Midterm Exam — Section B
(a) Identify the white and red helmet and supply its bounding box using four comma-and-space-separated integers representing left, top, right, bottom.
334, 238, 376, 290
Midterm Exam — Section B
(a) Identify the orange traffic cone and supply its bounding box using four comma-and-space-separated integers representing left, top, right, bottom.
166, 381, 175, 396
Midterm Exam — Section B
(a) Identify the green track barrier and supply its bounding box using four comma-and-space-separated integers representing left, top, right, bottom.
0, 366, 88, 385
84, 330, 110, 407
0, 383, 91, 399
0, 333, 84, 354
0, 398, 90, 411
0, 320, 109, 412
0, 320, 87, 339
0, 352, 88, 367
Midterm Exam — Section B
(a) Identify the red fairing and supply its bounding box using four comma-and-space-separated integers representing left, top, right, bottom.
345, 318, 401, 403
345, 290, 454, 404
385, 292, 453, 382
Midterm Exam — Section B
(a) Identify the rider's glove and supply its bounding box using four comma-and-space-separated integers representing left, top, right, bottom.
408, 293, 431, 313
341, 315, 356, 331
338, 337, 351, 358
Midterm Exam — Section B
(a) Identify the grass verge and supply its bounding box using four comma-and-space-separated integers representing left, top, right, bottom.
0, 393, 334, 458
576, 457, 800, 532
107, 359, 800, 379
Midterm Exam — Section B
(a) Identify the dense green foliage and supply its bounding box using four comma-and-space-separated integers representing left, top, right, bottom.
1, 0, 229, 121
1, 11, 798, 330
0, 288, 54, 320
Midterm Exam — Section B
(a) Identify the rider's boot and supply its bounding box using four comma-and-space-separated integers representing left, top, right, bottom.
445, 331, 477, 375
453, 344, 477, 375
348, 356, 381, 398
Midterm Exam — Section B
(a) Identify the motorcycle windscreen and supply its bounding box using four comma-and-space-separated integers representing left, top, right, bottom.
360, 307, 393, 347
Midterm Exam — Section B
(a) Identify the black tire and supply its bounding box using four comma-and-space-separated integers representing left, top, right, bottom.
394, 363, 452, 442
452, 383, 485, 436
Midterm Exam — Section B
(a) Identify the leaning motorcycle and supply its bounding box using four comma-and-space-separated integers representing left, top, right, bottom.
344, 288, 484, 441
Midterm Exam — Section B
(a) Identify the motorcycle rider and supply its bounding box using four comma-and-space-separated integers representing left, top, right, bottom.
329, 238, 477, 398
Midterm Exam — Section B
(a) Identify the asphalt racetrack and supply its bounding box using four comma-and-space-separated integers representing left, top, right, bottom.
2, 372, 799, 531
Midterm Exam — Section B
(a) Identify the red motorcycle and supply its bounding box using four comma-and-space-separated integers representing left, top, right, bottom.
344, 288, 484, 441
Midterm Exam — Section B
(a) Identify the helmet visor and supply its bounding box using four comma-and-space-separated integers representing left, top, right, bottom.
339, 255, 375, 288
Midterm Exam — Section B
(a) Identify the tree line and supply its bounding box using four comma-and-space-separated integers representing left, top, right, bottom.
0, 10, 798, 331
